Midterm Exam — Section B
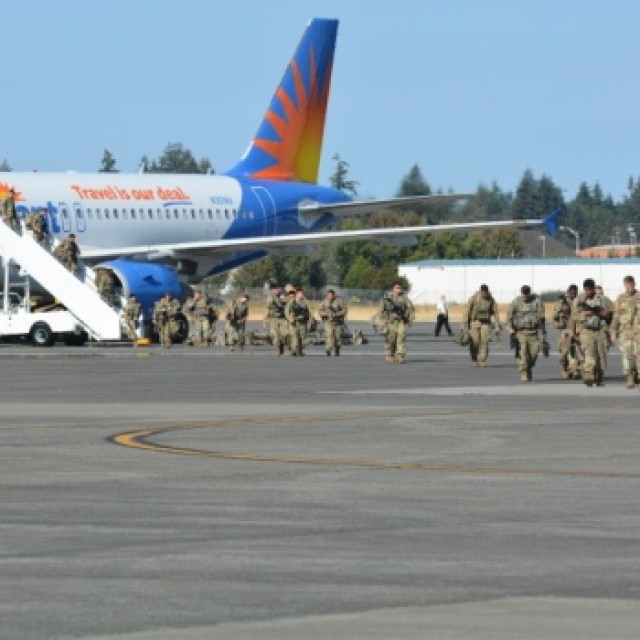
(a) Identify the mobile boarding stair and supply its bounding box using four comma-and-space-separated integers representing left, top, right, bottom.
0, 222, 122, 342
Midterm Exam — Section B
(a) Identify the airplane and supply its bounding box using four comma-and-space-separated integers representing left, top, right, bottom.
0, 18, 559, 316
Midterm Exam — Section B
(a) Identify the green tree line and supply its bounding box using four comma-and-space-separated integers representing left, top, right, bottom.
2, 146, 639, 291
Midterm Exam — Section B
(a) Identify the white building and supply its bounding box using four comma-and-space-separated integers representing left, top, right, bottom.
399, 258, 640, 304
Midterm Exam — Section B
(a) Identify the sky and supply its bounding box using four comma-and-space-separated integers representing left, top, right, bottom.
3, 0, 639, 201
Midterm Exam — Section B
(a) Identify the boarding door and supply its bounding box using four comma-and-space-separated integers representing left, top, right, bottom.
58, 202, 72, 233
73, 202, 86, 233
251, 186, 277, 236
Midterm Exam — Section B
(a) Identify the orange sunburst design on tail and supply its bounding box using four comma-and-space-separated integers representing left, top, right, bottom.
0, 182, 24, 201
250, 48, 332, 183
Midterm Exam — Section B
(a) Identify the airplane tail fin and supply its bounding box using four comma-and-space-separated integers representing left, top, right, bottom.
226, 18, 338, 184
542, 208, 563, 237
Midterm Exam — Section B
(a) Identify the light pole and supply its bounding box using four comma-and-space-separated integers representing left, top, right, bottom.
628, 225, 637, 257
560, 226, 580, 255
539, 235, 546, 258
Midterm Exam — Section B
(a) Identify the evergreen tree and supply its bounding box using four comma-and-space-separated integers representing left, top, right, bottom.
99, 149, 119, 173
0, 159, 11, 172
395, 164, 431, 197
145, 142, 213, 174
329, 153, 359, 196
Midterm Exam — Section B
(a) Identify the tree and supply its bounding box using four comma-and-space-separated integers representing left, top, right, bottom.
329, 153, 359, 196
396, 164, 431, 197
99, 149, 119, 173
0, 159, 11, 172
144, 142, 213, 174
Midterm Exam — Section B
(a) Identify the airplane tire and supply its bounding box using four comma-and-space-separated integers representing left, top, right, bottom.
31, 322, 54, 347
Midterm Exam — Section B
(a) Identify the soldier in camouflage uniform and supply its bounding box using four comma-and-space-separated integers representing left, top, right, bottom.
25, 208, 49, 246
95, 268, 115, 304
286, 288, 311, 357
506, 285, 546, 382
319, 289, 348, 357
153, 292, 181, 348
568, 278, 612, 387
63, 233, 81, 275
123, 293, 141, 345
183, 290, 215, 347
264, 283, 288, 356
553, 284, 579, 379
379, 281, 415, 364
226, 293, 250, 351
463, 284, 500, 367
595, 284, 615, 350
611, 275, 640, 389
0, 188, 19, 231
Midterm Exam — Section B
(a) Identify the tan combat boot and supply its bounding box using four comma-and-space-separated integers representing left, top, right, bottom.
520, 371, 528, 382
385, 355, 395, 364
626, 372, 636, 389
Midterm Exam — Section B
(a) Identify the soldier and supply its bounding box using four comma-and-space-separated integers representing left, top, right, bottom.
31, 208, 49, 246
64, 233, 81, 274
264, 283, 288, 356
595, 284, 615, 349
568, 278, 612, 387
183, 290, 214, 347
153, 292, 180, 348
611, 275, 640, 389
286, 288, 311, 357
553, 284, 580, 379
95, 268, 115, 304
226, 293, 250, 351
379, 281, 415, 364
319, 289, 348, 357
506, 285, 546, 382
0, 188, 19, 231
463, 284, 500, 367
123, 293, 141, 346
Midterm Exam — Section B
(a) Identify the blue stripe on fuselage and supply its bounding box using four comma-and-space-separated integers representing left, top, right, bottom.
223, 180, 351, 240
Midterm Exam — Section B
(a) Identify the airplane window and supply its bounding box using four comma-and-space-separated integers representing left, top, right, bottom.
183, 210, 188, 219
131, 210, 136, 220
76, 210, 83, 219
191, 209, 196, 219
165, 210, 171, 220
96, 211, 102, 220
199, 209, 204, 219
207, 209, 212, 219
232, 208, 237, 215
139, 209, 144, 220
216, 210, 221, 218
123, 210, 128, 220
148, 209, 153, 219
62, 208, 68, 219
174, 210, 179, 219
87, 211, 93, 220
224, 210, 230, 219
114, 210, 119, 219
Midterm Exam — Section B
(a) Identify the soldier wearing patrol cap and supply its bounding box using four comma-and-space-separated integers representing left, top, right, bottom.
123, 293, 142, 345
0, 188, 19, 231
379, 281, 415, 364
507, 285, 546, 382
611, 275, 640, 389
568, 278, 611, 387
264, 282, 288, 356
153, 292, 180, 348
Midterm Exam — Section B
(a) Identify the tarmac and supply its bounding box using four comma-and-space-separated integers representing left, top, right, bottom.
2, 323, 640, 639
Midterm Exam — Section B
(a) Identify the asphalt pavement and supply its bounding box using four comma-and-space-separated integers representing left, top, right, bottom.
2, 323, 640, 639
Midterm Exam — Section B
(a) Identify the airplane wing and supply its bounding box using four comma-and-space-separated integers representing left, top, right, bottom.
299, 193, 473, 217
81, 212, 559, 261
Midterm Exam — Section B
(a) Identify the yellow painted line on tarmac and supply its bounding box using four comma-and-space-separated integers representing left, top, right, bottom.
111, 412, 640, 480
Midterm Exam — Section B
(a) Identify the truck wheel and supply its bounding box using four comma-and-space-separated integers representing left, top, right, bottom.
31, 322, 54, 347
